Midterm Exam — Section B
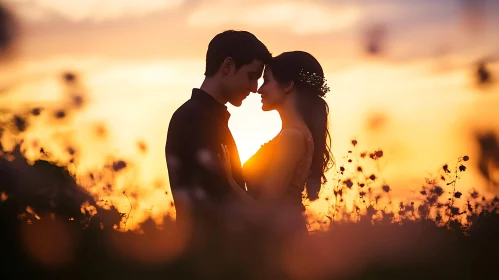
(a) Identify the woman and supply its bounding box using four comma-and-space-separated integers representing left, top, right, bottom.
221, 51, 334, 214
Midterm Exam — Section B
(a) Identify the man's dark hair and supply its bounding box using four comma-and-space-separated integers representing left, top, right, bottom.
204, 30, 272, 77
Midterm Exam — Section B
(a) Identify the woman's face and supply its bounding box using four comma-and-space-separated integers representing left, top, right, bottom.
257, 67, 287, 111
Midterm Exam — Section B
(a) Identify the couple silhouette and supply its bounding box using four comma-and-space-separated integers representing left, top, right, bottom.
165, 30, 334, 234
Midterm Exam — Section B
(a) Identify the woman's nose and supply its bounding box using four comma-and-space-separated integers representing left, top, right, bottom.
250, 81, 259, 93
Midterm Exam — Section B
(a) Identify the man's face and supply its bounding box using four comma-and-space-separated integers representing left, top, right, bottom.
224, 59, 264, 107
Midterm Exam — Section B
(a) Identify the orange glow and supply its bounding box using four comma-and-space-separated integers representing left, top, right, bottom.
21, 217, 76, 269
1, 0, 499, 230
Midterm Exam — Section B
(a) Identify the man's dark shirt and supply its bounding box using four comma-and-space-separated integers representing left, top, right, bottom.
165, 89, 245, 210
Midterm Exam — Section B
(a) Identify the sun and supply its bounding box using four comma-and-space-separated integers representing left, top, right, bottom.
227, 93, 282, 164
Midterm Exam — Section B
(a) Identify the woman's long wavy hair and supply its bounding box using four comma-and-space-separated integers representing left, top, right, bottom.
268, 51, 335, 200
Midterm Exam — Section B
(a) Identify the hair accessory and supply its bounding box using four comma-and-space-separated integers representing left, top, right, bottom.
298, 69, 330, 97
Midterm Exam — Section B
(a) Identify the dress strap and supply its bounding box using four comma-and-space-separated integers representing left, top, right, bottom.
281, 126, 313, 143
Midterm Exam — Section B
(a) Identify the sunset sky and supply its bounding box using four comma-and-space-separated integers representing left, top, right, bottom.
1, 0, 498, 224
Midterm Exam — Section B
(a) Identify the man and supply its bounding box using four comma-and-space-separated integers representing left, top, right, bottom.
165, 30, 271, 223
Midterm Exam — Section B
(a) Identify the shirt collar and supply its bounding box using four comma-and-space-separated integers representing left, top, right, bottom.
191, 88, 231, 123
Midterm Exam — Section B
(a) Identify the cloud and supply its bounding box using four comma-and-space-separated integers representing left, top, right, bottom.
6, 0, 184, 22
187, 0, 361, 35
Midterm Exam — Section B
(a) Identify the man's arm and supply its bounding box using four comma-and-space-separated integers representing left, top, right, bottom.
166, 112, 230, 202
165, 111, 193, 195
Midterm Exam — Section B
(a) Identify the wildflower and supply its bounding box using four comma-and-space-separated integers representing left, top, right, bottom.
31, 108, 42, 116
54, 110, 66, 119
476, 62, 491, 85
95, 124, 107, 138
357, 166, 363, 172
351, 139, 358, 146
72, 95, 84, 108
382, 185, 391, 193
443, 164, 450, 173
112, 160, 127, 172
63, 72, 76, 82
463, 155, 469, 161
429, 194, 439, 204
340, 166, 345, 172
420, 190, 427, 196
459, 164, 467, 172
369, 174, 376, 180
454, 191, 462, 198
434, 186, 444, 196
470, 189, 479, 199
451, 207, 460, 215
375, 150, 383, 158
418, 204, 430, 217
13, 115, 26, 132
406, 204, 414, 212
359, 183, 365, 188
344, 179, 354, 188
435, 214, 442, 222
137, 141, 147, 153
360, 152, 367, 158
